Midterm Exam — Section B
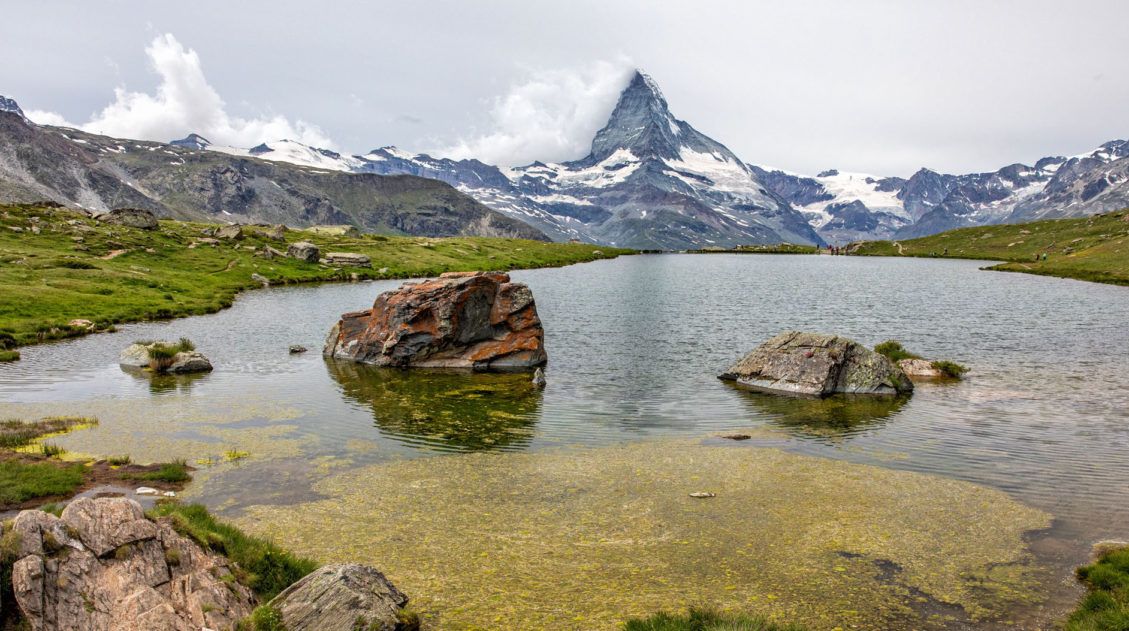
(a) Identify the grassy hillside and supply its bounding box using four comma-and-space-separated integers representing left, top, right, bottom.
851, 210, 1129, 286
0, 203, 630, 349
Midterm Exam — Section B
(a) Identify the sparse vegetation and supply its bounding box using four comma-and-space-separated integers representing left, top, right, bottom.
0, 350, 18, 362
106, 455, 132, 466
148, 502, 318, 601
237, 605, 287, 631
0, 416, 97, 449
0, 203, 632, 349
850, 210, 1129, 286
145, 338, 196, 371
39, 442, 66, 458
931, 360, 968, 378
623, 607, 806, 631
1066, 544, 1129, 631
225, 449, 250, 461
129, 459, 191, 483
874, 340, 920, 363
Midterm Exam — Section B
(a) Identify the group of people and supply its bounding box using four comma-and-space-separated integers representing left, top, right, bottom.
826, 245, 849, 255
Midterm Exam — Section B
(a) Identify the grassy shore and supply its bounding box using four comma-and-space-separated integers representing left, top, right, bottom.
850, 210, 1129, 286
0, 203, 631, 349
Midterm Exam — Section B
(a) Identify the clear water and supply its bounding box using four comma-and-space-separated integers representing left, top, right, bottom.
3, 253, 1128, 620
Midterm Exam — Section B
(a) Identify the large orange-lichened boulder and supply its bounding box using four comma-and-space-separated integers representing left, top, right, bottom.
323, 271, 548, 370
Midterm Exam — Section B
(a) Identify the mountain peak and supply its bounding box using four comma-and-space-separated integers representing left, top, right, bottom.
0, 95, 26, 120
587, 69, 682, 162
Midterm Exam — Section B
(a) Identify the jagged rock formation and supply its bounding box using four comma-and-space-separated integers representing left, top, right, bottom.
0, 97, 547, 241
719, 331, 913, 397
324, 271, 547, 370
8, 498, 256, 630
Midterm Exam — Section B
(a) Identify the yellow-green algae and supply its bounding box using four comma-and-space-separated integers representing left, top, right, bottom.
237, 439, 1051, 630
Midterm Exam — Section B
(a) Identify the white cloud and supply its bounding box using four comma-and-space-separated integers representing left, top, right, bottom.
26, 34, 333, 148
432, 60, 634, 166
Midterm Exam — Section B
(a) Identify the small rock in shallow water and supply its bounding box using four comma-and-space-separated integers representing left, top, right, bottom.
721, 433, 751, 441
532, 367, 547, 387
689, 492, 716, 498
289, 345, 308, 354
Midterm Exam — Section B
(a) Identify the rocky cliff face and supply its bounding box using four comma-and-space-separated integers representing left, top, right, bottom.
0, 100, 547, 241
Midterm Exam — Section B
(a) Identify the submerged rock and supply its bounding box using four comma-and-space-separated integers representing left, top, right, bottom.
324, 271, 547, 371
268, 563, 415, 631
10, 498, 255, 630
289, 345, 308, 354
95, 207, 158, 230
532, 367, 547, 388
287, 240, 320, 263
897, 358, 943, 378
719, 331, 913, 397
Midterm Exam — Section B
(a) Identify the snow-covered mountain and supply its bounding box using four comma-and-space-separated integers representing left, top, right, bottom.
42, 66, 1112, 247
752, 140, 1129, 243
194, 71, 825, 249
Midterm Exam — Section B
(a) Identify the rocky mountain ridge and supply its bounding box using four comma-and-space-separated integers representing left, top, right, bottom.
0, 102, 547, 241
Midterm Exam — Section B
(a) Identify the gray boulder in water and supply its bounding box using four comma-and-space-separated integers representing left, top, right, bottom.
719, 331, 913, 397
268, 563, 416, 631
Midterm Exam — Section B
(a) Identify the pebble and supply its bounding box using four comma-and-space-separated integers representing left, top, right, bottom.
135, 487, 159, 496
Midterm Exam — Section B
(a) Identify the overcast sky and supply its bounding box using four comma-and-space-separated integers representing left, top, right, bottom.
3, 0, 1128, 176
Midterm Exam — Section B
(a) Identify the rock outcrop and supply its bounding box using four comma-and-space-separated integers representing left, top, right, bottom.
119, 342, 213, 374
323, 252, 371, 267
94, 208, 158, 230
9, 498, 256, 631
215, 224, 243, 240
719, 331, 913, 397
268, 564, 416, 631
324, 271, 547, 370
287, 241, 320, 263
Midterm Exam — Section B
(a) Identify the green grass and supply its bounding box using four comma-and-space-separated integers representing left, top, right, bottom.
930, 359, 968, 378
1066, 545, 1129, 631
0, 351, 17, 362
850, 210, 1129, 286
691, 243, 820, 255
623, 607, 806, 631
236, 605, 287, 631
0, 203, 632, 348
130, 459, 191, 483
148, 502, 318, 601
0, 459, 85, 505
874, 340, 921, 363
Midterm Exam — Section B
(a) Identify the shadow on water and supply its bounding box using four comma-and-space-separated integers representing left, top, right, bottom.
325, 359, 544, 452
120, 366, 210, 395
725, 382, 909, 440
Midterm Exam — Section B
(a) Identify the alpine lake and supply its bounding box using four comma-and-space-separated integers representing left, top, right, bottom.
3, 253, 1128, 630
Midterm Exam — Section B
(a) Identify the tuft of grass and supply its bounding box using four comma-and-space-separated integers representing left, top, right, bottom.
930, 360, 968, 379
237, 605, 287, 631
0, 350, 18, 362
136, 459, 191, 483
623, 607, 806, 631
874, 340, 920, 363
0, 460, 85, 505
0, 417, 100, 450
106, 455, 131, 466
39, 442, 66, 458
1066, 545, 1129, 630
148, 502, 318, 601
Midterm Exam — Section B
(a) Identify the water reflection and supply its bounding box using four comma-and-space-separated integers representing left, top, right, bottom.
727, 383, 909, 440
120, 366, 210, 395
326, 360, 543, 452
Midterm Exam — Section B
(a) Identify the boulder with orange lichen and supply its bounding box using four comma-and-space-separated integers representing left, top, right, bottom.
323, 271, 548, 371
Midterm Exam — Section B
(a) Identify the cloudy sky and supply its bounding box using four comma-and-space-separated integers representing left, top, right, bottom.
3, 1, 1128, 176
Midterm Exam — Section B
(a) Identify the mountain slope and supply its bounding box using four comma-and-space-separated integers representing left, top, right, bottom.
0, 104, 547, 241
